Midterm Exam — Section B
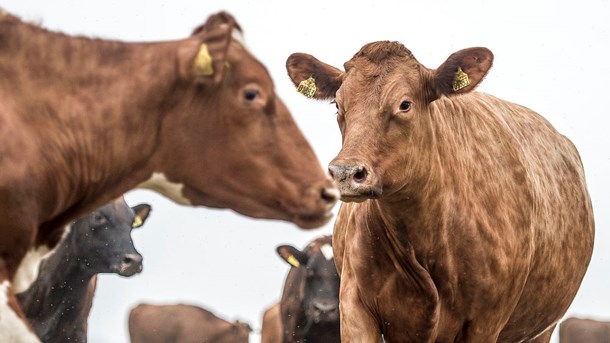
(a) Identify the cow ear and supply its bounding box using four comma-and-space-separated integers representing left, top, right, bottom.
178, 12, 236, 84
131, 204, 152, 228
286, 53, 344, 100
276, 245, 308, 268
432, 47, 493, 99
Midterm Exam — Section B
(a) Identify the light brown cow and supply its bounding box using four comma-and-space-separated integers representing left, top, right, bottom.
261, 303, 282, 343
0, 10, 337, 342
559, 317, 610, 343
286, 41, 594, 342
128, 303, 251, 343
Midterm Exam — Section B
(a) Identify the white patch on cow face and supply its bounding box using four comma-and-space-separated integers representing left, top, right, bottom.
12, 245, 52, 294
137, 172, 191, 206
320, 244, 333, 261
0, 281, 42, 343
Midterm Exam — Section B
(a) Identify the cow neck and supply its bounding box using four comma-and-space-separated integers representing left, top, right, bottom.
4, 18, 181, 232
17, 234, 96, 338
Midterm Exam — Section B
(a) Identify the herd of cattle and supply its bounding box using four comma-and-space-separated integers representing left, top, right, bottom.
0, 7, 602, 343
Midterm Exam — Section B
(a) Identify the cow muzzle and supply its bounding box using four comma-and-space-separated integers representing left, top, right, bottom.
328, 160, 382, 202
311, 298, 339, 323
116, 253, 143, 276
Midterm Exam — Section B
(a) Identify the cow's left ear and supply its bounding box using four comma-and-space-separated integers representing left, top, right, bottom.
431, 47, 493, 99
178, 12, 236, 84
276, 245, 308, 268
286, 53, 344, 100
131, 204, 152, 228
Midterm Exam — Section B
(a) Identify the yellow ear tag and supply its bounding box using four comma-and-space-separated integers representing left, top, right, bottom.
452, 66, 470, 92
195, 43, 214, 77
132, 215, 143, 228
297, 76, 317, 98
287, 255, 300, 268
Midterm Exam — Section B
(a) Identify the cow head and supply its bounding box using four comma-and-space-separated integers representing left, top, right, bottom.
286, 42, 493, 202
277, 236, 340, 326
141, 12, 337, 228
68, 198, 151, 277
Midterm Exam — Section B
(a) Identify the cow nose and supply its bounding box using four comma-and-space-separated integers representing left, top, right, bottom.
119, 253, 143, 276
312, 299, 338, 313
328, 163, 368, 184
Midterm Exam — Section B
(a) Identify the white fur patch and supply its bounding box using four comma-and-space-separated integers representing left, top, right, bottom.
320, 244, 333, 261
231, 29, 246, 48
137, 172, 191, 205
12, 246, 51, 294
0, 281, 41, 343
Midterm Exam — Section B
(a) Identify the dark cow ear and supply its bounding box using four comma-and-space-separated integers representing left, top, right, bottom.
432, 47, 493, 99
286, 53, 344, 100
276, 245, 308, 268
178, 12, 236, 84
131, 204, 152, 228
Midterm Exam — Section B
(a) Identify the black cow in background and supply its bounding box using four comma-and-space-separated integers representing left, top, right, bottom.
17, 197, 151, 343
262, 235, 340, 343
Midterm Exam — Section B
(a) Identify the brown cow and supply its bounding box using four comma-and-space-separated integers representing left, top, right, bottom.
128, 303, 251, 343
286, 41, 594, 342
263, 235, 340, 343
0, 10, 337, 341
559, 317, 610, 343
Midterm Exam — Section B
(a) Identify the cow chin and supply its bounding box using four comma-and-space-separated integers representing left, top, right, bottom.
183, 185, 334, 229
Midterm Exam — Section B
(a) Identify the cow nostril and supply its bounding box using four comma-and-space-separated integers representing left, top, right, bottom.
122, 254, 142, 266
353, 167, 367, 183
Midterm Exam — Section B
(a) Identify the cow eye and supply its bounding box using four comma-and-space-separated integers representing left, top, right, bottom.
92, 213, 108, 225
243, 89, 260, 102
399, 101, 412, 111
306, 268, 315, 278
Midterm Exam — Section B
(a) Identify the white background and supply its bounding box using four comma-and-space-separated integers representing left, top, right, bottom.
2, 1, 609, 342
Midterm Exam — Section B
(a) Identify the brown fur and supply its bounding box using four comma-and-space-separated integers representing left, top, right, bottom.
0, 10, 337, 336
286, 41, 594, 342
559, 318, 610, 343
261, 303, 282, 343
128, 303, 251, 343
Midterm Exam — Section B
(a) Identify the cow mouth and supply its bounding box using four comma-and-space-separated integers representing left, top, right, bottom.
337, 186, 382, 203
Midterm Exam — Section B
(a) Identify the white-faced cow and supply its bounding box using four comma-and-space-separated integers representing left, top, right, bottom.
559, 317, 610, 343
128, 303, 252, 343
286, 42, 594, 342
262, 235, 340, 343
0, 10, 337, 341
16, 198, 151, 343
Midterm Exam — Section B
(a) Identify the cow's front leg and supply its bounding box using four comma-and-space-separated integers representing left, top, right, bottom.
339, 272, 382, 342
0, 261, 41, 343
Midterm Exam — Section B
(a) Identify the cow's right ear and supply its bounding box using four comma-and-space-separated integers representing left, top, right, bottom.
286, 53, 344, 100
276, 245, 308, 268
178, 14, 234, 84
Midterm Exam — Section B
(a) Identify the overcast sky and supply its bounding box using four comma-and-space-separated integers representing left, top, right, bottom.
2, 1, 609, 342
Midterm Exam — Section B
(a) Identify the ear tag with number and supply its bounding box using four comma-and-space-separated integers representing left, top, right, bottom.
287, 255, 300, 268
195, 43, 214, 77
452, 66, 470, 91
297, 76, 317, 98
132, 215, 143, 228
